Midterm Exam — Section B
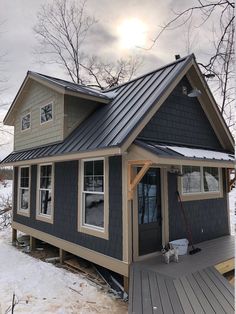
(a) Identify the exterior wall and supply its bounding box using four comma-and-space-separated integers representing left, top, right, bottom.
138, 76, 223, 151
168, 171, 229, 244
63, 95, 99, 138
14, 81, 64, 151
13, 156, 123, 260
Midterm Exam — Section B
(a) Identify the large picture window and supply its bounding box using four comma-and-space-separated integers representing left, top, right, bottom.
18, 166, 30, 214
82, 159, 105, 229
38, 164, 53, 217
182, 166, 220, 195
40, 103, 53, 124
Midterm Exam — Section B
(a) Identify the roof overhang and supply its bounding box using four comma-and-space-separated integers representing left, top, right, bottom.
128, 141, 235, 168
0, 146, 121, 167
4, 72, 110, 126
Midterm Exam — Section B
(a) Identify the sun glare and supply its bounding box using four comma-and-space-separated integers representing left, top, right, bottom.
117, 18, 147, 49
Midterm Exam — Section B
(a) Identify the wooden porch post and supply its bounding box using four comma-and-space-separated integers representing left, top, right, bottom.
12, 228, 17, 245
30, 236, 36, 251
59, 248, 66, 264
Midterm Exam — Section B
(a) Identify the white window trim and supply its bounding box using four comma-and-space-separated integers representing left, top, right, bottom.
21, 112, 31, 132
40, 102, 54, 125
36, 163, 54, 224
17, 166, 31, 217
179, 166, 223, 201
78, 158, 109, 239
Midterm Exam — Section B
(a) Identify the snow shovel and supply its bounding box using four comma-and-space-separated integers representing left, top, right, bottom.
176, 191, 201, 255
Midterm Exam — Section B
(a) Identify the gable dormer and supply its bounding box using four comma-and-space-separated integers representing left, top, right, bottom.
4, 71, 110, 152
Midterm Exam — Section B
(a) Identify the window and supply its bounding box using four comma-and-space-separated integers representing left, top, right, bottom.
18, 166, 30, 215
182, 166, 201, 193
40, 103, 53, 124
82, 159, 104, 228
38, 164, 53, 217
21, 113, 31, 131
182, 166, 220, 195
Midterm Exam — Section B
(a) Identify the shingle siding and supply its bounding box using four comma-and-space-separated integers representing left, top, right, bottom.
13, 156, 123, 260
168, 172, 229, 244
138, 76, 223, 150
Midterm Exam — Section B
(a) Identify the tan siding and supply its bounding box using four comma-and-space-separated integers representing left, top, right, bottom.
14, 81, 64, 151
64, 95, 99, 138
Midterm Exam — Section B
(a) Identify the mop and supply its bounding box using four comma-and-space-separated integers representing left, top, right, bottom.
176, 191, 201, 255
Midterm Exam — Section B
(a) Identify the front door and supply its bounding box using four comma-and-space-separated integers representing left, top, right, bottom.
138, 168, 162, 256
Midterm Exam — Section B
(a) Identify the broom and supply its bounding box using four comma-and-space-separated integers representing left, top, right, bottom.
176, 191, 201, 255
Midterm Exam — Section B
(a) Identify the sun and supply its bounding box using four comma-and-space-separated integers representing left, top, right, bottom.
117, 18, 147, 49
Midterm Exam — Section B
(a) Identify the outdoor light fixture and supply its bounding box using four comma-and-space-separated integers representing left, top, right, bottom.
187, 88, 202, 98
182, 86, 202, 98
168, 166, 183, 176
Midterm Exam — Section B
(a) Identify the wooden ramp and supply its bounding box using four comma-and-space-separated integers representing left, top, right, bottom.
129, 264, 234, 314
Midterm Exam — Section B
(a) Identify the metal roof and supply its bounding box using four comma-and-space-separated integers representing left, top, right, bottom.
28, 71, 110, 100
135, 139, 235, 162
2, 55, 195, 164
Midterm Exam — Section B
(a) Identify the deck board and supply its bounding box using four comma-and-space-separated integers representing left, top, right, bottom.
129, 236, 235, 314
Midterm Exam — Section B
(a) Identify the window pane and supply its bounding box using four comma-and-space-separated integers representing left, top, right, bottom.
40, 165, 52, 178
84, 176, 94, 191
93, 176, 104, 192
84, 161, 93, 176
94, 160, 103, 176
20, 168, 29, 188
182, 166, 201, 193
20, 189, 29, 210
40, 190, 52, 215
84, 193, 104, 228
21, 114, 30, 130
40, 177, 51, 189
40, 165, 52, 188
204, 167, 219, 192
41, 103, 52, 123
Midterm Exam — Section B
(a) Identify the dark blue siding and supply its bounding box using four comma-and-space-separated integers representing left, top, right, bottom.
168, 172, 229, 244
13, 156, 123, 260
138, 76, 222, 150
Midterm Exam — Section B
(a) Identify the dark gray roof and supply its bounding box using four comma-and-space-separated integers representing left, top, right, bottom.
135, 139, 235, 162
28, 71, 110, 100
2, 55, 195, 164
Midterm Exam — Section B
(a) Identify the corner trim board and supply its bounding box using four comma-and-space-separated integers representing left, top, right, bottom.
12, 221, 129, 276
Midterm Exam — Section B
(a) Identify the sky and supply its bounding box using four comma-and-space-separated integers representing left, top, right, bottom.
0, 0, 228, 159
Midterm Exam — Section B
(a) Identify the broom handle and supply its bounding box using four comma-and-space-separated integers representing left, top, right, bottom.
176, 191, 194, 247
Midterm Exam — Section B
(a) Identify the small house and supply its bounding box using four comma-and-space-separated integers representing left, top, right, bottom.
1, 54, 234, 286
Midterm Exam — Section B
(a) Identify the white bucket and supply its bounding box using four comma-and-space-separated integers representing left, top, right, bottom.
169, 238, 189, 255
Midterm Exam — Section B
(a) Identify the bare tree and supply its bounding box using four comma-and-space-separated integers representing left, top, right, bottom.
34, 0, 96, 84
34, 0, 141, 89
149, 0, 235, 128
80, 55, 143, 90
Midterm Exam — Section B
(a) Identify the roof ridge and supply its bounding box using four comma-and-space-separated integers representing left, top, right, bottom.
102, 54, 195, 93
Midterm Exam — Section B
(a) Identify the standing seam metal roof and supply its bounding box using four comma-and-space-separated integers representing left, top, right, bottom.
1, 55, 194, 164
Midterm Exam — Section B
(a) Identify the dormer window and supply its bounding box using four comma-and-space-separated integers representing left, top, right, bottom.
40, 103, 53, 124
21, 113, 31, 131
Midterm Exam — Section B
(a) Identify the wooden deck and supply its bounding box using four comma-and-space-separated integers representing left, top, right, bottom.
128, 236, 235, 314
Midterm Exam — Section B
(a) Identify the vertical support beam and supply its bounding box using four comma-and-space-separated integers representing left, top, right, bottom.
30, 236, 36, 251
123, 276, 129, 293
59, 248, 66, 264
12, 228, 17, 245
161, 168, 169, 246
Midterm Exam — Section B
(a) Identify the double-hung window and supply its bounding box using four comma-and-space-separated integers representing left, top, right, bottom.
18, 166, 30, 215
38, 164, 53, 219
181, 165, 221, 200
80, 158, 108, 238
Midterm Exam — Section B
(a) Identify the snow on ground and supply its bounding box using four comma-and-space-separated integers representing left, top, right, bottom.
0, 181, 127, 314
0, 180, 235, 313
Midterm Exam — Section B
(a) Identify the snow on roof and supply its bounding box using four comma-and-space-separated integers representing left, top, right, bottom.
166, 146, 235, 161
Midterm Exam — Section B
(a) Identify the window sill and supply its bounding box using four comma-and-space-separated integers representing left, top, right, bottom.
78, 224, 109, 240
36, 213, 54, 224
17, 210, 30, 217
180, 192, 223, 202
